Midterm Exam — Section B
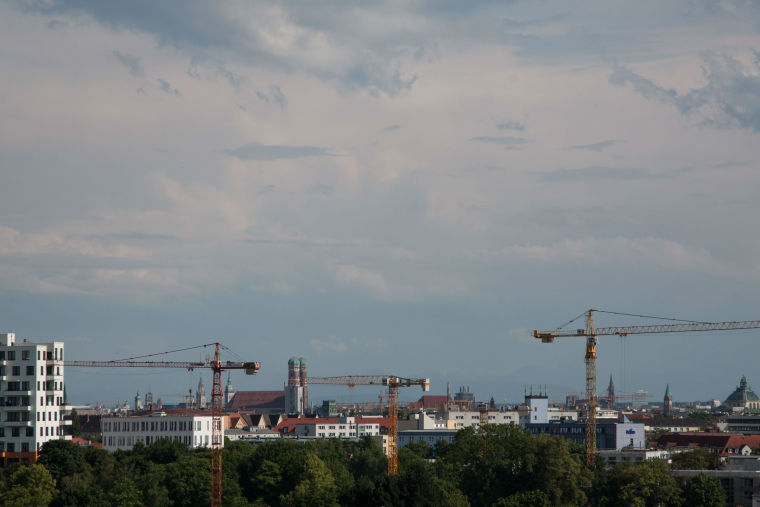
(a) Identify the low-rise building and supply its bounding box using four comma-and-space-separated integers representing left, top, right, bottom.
528, 420, 646, 451
101, 410, 216, 451
292, 416, 381, 438
598, 448, 671, 467
398, 429, 458, 451
727, 416, 760, 434
673, 457, 760, 507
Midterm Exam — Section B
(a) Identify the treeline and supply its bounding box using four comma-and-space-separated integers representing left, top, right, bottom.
0, 425, 727, 506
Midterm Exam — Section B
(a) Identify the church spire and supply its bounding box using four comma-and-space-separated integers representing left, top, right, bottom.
664, 383, 673, 415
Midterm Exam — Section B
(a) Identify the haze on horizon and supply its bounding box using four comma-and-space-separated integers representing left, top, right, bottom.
2, 0, 760, 406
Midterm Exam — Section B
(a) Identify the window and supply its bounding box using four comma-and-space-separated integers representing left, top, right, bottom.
7, 351, 15, 360
26, 366, 33, 376
26, 427, 33, 437
12, 366, 19, 376
0, 351, 5, 360
21, 351, 29, 360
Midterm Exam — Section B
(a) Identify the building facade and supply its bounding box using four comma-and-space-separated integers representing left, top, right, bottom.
101, 410, 216, 451
292, 416, 381, 438
0, 332, 69, 464
399, 429, 459, 450
528, 421, 646, 451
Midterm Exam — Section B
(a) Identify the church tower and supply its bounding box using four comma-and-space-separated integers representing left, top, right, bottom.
196, 376, 207, 409
135, 391, 143, 411
607, 374, 615, 409
224, 371, 235, 408
664, 384, 673, 415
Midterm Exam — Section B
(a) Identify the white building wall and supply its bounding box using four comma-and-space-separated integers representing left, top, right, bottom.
293, 417, 381, 438
445, 410, 518, 429
0, 333, 69, 454
102, 413, 216, 451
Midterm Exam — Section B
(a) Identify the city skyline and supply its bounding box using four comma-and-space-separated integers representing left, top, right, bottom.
2, 1, 760, 404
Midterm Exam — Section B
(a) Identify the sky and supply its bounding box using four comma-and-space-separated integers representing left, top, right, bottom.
2, 0, 760, 406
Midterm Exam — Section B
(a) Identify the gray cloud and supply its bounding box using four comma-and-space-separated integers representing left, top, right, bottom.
18, 1, 422, 96
497, 120, 525, 131
610, 51, 760, 132
503, 13, 568, 29
256, 85, 287, 110
46, 19, 66, 30
539, 166, 655, 181
469, 136, 530, 146
226, 142, 337, 161
566, 140, 618, 152
113, 50, 145, 78
156, 78, 181, 97
217, 66, 245, 92
382, 124, 401, 132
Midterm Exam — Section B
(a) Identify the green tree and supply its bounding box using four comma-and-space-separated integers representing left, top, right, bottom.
683, 473, 726, 507
396, 459, 468, 507
107, 476, 142, 507
595, 459, 683, 507
0, 464, 57, 507
493, 490, 551, 507
163, 454, 211, 507
38, 439, 87, 484
438, 424, 589, 506
146, 437, 187, 464
280, 452, 339, 507
671, 449, 723, 470
70, 408, 82, 437
404, 440, 433, 459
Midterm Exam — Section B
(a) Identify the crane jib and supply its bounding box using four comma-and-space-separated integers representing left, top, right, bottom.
534, 320, 760, 339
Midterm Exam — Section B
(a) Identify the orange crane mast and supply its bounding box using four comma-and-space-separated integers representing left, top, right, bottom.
65, 342, 261, 507
304, 375, 430, 474
534, 309, 760, 465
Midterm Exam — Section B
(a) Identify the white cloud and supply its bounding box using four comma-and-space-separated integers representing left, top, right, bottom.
498, 236, 745, 275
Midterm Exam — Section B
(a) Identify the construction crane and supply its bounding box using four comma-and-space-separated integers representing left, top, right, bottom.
65, 342, 261, 507
534, 309, 760, 465
304, 375, 430, 474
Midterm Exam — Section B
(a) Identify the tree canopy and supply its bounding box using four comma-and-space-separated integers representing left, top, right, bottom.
0, 424, 731, 506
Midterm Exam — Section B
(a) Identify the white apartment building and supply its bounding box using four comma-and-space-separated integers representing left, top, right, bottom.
293, 416, 381, 438
445, 410, 519, 429
102, 411, 216, 451
0, 332, 69, 462
100, 410, 217, 451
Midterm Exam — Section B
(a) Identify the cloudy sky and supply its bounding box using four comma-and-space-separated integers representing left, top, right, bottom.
2, 0, 760, 406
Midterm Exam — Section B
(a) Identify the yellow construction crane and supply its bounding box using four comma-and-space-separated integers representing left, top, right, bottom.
66, 342, 261, 507
304, 375, 430, 474
534, 309, 760, 464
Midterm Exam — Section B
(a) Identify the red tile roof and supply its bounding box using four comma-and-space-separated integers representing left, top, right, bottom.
407, 395, 450, 411
656, 432, 760, 456
71, 437, 102, 448
227, 391, 285, 411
